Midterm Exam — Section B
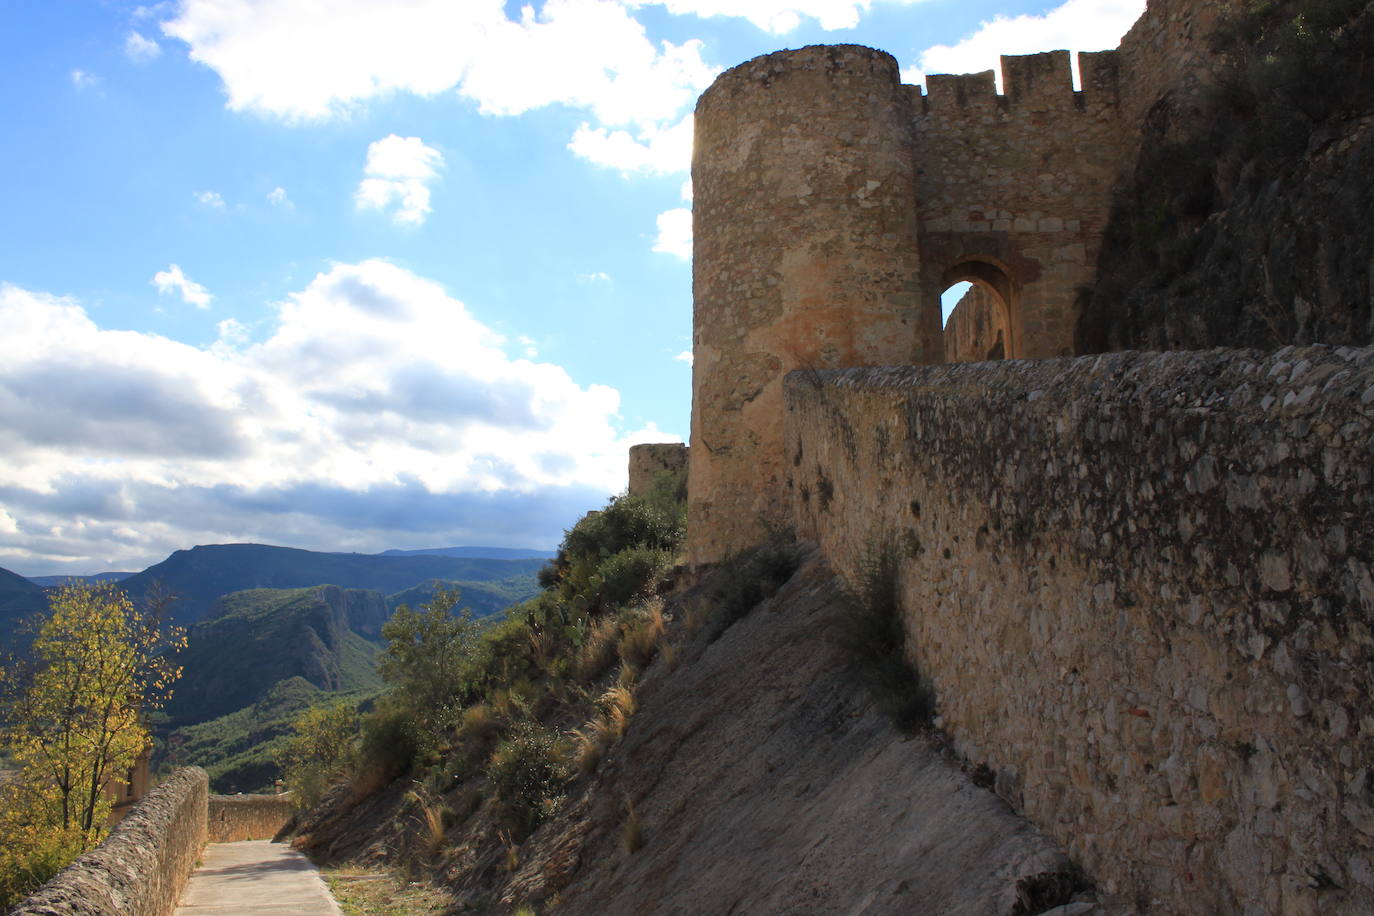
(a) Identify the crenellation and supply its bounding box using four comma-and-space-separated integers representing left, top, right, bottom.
922, 70, 998, 112
1078, 49, 1121, 110
1000, 50, 1076, 111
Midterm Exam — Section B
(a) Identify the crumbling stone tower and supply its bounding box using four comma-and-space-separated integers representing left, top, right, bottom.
688, 44, 1128, 563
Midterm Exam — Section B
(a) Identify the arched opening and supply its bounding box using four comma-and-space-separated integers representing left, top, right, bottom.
939, 260, 1017, 362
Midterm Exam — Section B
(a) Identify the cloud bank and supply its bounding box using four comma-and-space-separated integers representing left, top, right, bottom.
0, 264, 673, 574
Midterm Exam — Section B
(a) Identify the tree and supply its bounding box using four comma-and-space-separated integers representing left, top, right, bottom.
275, 700, 358, 809
378, 588, 478, 731
0, 581, 184, 903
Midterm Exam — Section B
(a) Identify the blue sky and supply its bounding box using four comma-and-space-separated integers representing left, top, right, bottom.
0, 0, 1143, 575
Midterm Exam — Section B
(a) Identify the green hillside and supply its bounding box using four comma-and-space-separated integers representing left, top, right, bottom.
164, 677, 380, 794
166, 585, 388, 726
386, 576, 539, 619
119, 542, 546, 625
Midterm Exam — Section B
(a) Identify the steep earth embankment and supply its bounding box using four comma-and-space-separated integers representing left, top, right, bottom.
303, 548, 1121, 914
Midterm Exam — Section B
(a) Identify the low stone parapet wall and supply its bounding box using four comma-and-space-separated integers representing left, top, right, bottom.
207, 793, 296, 843
11, 766, 208, 916
785, 345, 1374, 914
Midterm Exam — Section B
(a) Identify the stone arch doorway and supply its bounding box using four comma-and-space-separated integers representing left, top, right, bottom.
939, 259, 1019, 362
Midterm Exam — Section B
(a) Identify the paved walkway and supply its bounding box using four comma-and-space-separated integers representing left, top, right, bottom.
175, 840, 342, 915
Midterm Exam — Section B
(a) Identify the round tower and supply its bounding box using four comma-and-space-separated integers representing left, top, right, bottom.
688, 45, 925, 564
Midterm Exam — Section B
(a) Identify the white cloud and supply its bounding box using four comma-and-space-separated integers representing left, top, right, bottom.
579, 271, 612, 283
70, 69, 100, 90
355, 135, 444, 226
159, 0, 718, 176
673, 349, 693, 365
266, 186, 294, 209
125, 31, 162, 63
0, 267, 659, 572
568, 113, 693, 175
628, 0, 887, 33
653, 207, 692, 259
194, 190, 225, 209
161, 0, 717, 126
152, 264, 213, 309
909, 0, 1145, 88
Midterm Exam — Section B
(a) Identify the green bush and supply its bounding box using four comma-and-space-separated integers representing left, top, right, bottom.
485, 721, 570, 837
358, 698, 423, 781
596, 547, 672, 610
276, 700, 358, 809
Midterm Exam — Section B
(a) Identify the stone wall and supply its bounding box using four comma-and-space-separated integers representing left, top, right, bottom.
912, 48, 1128, 362
12, 767, 208, 916
207, 793, 296, 843
627, 443, 688, 497
785, 345, 1374, 914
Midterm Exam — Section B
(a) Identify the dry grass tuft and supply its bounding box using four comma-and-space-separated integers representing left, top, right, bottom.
617, 600, 665, 672
575, 614, 621, 683
571, 683, 639, 776
622, 798, 644, 854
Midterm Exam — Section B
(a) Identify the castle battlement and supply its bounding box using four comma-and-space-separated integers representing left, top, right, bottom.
918, 49, 1121, 116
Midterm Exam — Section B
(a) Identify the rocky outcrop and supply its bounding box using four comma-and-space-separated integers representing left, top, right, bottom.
11, 767, 207, 916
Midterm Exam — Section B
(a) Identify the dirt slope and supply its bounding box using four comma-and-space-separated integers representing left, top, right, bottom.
499, 548, 1113, 914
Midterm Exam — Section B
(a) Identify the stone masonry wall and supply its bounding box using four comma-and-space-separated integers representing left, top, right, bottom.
207, 793, 296, 843
12, 767, 208, 916
688, 45, 924, 564
627, 443, 688, 498
912, 49, 1128, 360
785, 346, 1374, 914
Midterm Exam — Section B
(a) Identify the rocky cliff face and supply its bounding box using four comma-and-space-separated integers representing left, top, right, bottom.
1078, 0, 1374, 352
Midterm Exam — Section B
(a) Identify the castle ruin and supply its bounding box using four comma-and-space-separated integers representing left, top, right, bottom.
688, 0, 1240, 564
671, 0, 1374, 910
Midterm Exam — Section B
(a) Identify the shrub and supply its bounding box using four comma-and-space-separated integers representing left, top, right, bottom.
835, 534, 934, 730
486, 721, 570, 837
597, 547, 671, 610
358, 699, 422, 782
276, 700, 358, 809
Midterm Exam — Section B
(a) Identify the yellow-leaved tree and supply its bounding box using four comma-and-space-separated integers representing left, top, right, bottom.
0, 581, 185, 905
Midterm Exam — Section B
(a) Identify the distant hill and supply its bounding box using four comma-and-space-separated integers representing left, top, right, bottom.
386, 576, 539, 619
380, 545, 554, 560
25, 572, 134, 587
119, 543, 546, 625
165, 585, 389, 726
0, 565, 49, 644
163, 676, 377, 794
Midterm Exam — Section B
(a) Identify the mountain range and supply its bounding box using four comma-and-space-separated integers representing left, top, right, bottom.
114, 543, 547, 626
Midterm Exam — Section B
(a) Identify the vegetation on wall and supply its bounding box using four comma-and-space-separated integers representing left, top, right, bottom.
1077, 0, 1374, 351
0, 582, 184, 907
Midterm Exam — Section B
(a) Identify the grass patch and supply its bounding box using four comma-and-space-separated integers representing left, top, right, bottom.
323, 866, 455, 916
835, 534, 934, 731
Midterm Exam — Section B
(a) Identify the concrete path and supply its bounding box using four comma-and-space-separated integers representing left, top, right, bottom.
175, 840, 342, 915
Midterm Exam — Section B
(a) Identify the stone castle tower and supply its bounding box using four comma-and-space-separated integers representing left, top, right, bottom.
685, 0, 1239, 563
